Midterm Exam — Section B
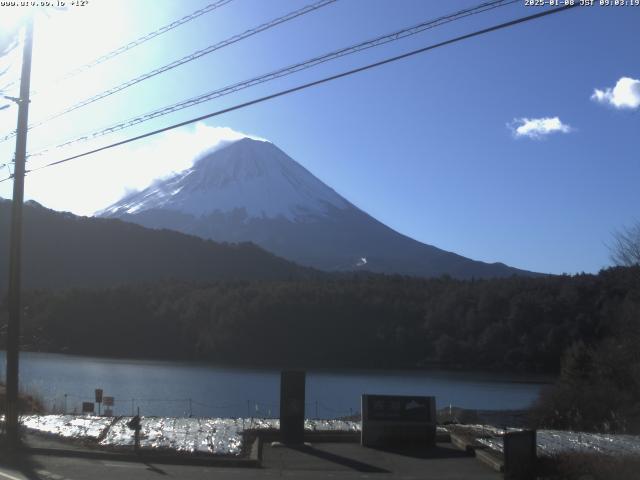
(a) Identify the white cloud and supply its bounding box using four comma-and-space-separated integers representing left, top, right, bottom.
19, 123, 268, 216
591, 77, 640, 110
509, 117, 573, 139
106, 124, 267, 194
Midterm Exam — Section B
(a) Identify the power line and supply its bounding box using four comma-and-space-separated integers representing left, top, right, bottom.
0, 3, 578, 184
0, 0, 234, 95
0, 0, 337, 144
27, 0, 517, 158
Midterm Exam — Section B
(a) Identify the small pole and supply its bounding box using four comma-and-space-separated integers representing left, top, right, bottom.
315, 401, 318, 419
64, 394, 67, 414
131, 398, 134, 416
188, 398, 192, 417
135, 407, 141, 451
247, 400, 250, 419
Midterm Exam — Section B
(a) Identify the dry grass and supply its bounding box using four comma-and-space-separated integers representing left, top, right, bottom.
539, 452, 640, 480
0, 383, 47, 415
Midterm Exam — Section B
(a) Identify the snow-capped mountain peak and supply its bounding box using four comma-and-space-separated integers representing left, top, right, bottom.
98, 135, 536, 279
99, 138, 349, 220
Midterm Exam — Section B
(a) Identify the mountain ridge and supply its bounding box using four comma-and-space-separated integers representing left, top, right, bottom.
0, 198, 316, 291
99, 138, 540, 279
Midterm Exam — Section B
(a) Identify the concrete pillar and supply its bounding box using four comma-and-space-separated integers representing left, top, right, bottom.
504, 430, 537, 480
280, 371, 305, 444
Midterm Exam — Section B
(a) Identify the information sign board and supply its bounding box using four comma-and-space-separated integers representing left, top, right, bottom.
361, 394, 436, 448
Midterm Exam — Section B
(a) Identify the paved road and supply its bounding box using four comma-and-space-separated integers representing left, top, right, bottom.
0, 443, 501, 480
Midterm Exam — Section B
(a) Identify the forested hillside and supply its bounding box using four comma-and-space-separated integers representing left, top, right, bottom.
0, 199, 316, 291
4, 266, 638, 373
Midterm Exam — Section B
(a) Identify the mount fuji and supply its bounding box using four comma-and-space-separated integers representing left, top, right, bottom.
98, 137, 535, 278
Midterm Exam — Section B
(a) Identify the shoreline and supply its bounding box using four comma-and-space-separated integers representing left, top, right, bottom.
0, 349, 556, 383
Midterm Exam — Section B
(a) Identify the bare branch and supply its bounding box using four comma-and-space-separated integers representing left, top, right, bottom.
609, 222, 640, 267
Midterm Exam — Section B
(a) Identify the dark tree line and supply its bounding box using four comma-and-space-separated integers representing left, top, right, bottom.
2, 266, 638, 375
531, 268, 640, 433
0, 199, 316, 292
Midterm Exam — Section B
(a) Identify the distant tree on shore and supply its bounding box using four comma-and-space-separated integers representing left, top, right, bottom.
531, 268, 640, 434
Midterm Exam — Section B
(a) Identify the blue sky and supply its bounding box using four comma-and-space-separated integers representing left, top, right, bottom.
0, 0, 638, 275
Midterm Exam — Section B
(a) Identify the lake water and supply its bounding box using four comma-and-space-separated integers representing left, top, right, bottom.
0, 351, 551, 418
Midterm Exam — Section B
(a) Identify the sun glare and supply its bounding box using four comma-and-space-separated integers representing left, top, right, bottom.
32, 1, 132, 81
0, 7, 30, 33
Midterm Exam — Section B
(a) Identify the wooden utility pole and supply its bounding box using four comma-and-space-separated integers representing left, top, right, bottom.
5, 15, 34, 448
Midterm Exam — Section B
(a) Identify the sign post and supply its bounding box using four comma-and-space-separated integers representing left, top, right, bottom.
103, 396, 114, 417
95, 388, 103, 416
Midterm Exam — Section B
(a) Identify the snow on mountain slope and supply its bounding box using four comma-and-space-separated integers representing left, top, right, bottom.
98, 137, 538, 278
99, 138, 348, 220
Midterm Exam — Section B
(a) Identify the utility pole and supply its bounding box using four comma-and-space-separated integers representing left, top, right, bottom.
5, 15, 35, 448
